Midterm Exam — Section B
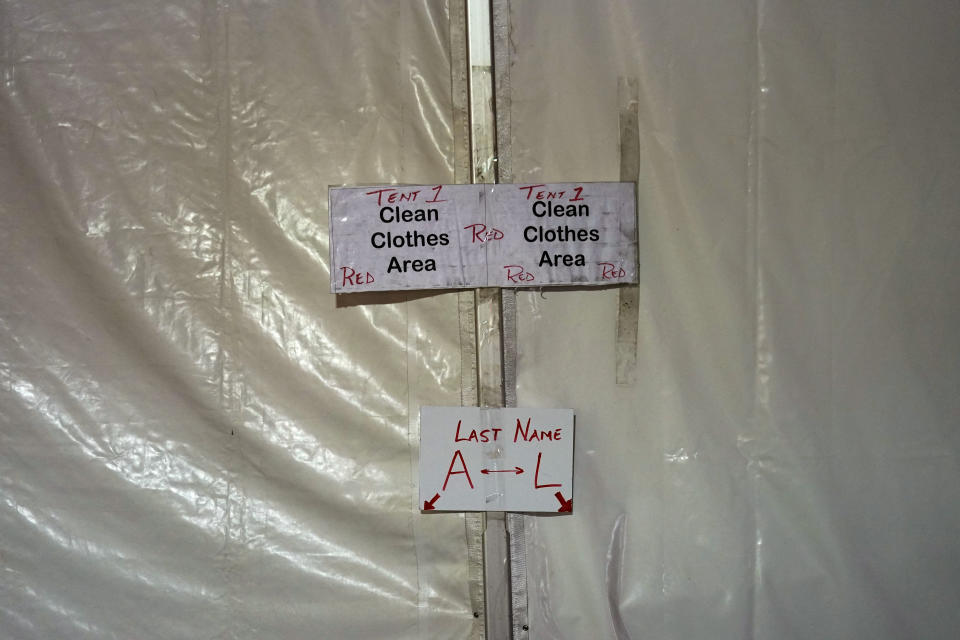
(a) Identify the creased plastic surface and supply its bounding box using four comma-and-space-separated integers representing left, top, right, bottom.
0, 2, 474, 638
507, 1, 960, 639
3, 1, 959, 639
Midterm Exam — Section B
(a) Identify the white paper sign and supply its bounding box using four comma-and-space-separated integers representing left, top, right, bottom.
418, 406, 574, 513
329, 182, 636, 292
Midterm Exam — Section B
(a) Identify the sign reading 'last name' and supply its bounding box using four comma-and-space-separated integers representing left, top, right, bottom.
328, 182, 637, 292
419, 406, 574, 513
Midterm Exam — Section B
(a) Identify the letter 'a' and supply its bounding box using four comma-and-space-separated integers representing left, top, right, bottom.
442, 449, 474, 490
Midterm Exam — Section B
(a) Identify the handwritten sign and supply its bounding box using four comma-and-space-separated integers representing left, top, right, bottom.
328, 183, 637, 292
419, 406, 574, 513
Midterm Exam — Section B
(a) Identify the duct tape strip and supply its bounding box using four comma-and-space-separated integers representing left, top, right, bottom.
617, 77, 641, 386
452, 3, 486, 637
459, 291, 486, 636
470, 0, 512, 635
476, 286, 511, 639
492, 1, 529, 637
466, 508, 487, 637
501, 289, 517, 409
450, 0, 471, 186
492, 0, 512, 185
484, 512, 511, 639
502, 288, 528, 640
492, 1, 526, 637
476, 287, 504, 409
506, 509, 527, 639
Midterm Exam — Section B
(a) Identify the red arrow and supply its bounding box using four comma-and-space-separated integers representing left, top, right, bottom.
554, 491, 573, 513
481, 466, 524, 475
423, 493, 440, 510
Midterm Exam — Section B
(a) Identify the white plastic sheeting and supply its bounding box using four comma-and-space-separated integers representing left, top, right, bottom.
1, 2, 958, 640
508, 1, 960, 638
0, 2, 474, 638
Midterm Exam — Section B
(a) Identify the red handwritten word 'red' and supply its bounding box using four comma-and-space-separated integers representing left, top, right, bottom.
340, 266, 374, 287
503, 265, 534, 283
554, 492, 573, 513
464, 223, 504, 244
598, 262, 626, 280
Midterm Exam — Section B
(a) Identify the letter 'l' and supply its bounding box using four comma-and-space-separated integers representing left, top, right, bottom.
534, 451, 560, 489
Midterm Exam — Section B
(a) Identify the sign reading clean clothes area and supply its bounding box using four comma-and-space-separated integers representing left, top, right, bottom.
418, 406, 574, 513
328, 182, 637, 292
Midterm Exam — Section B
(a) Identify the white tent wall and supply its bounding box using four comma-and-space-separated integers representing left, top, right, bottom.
0, 2, 958, 640
0, 2, 475, 638
508, 1, 960, 639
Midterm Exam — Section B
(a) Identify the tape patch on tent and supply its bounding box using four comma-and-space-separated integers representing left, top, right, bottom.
617, 77, 641, 386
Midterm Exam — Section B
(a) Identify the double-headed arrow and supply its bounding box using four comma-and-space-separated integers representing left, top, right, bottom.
480, 466, 524, 475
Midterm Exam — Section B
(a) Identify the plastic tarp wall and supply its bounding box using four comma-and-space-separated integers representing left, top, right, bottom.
0, 2, 958, 640
507, 1, 960, 638
0, 2, 475, 638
